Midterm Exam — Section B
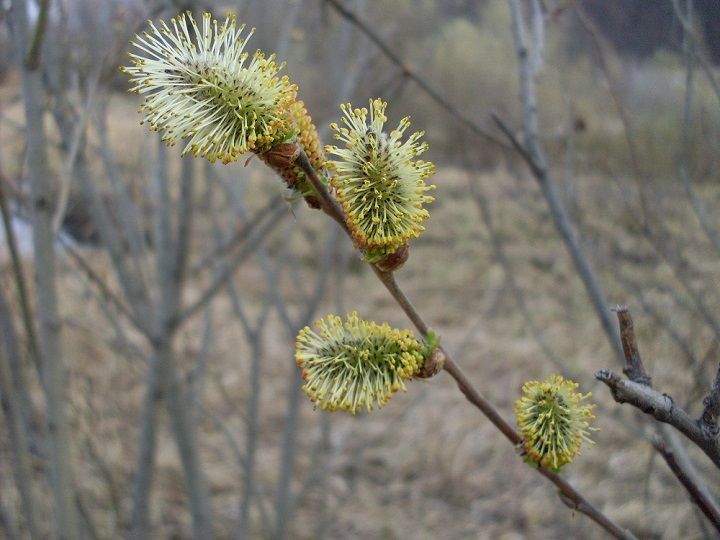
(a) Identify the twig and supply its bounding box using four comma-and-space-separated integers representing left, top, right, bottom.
653, 438, 720, 533
0, 171, 41, 375
491, 113, 542, 177
153, 138, 213, 539
465, 164, 567, 374
322, 0, 508, 149
189, 196, 286, 276
612, 306, 651, 385
211, 174, 273, 540
0, 288, 42, 539
51, 67, 100, 234
674, 0, 720, 256
670, 0, 720, 105
602, 304, 720, 520
94, 98, 152, 283
60, 239, 143, 332
174, 200, 288, 325
273, 229, 338, 540
85, 438, 123, 536
497, 0, 625, 364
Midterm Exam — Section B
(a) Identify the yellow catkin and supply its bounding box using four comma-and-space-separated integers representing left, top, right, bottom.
326, 99, 436, 261
123, 12, 297, 164
514, 375, 596, 471
295, 312, 427, 414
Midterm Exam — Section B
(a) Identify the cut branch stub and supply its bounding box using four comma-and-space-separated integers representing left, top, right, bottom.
613, 306, 651, 385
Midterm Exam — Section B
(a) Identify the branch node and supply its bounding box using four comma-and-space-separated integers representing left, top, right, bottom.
416, 347, 446, 379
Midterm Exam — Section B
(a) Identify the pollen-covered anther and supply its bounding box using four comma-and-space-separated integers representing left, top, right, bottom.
295, 312, 433, 414
514, 375, 597, 471
122, 11, 296, 163
326, 99, 436, 261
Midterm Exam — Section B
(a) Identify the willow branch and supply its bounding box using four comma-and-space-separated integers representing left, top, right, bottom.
596, 306, 720, 469
293, 150, 636, 540
597, 370, 720, 468
653, 438, 720, 533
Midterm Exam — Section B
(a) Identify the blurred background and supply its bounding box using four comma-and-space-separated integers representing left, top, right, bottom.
1, 0, 719, 538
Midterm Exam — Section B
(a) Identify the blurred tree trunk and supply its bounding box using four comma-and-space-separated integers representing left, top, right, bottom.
9, 0, 80, 538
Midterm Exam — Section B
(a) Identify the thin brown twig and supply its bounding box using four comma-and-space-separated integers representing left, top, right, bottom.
612, 306, 651, 385
294, 150, 636, 540
653, 438, 720, 533
322, 0, 509, 149
59, 238, 143, 332
491, 113, 542, 177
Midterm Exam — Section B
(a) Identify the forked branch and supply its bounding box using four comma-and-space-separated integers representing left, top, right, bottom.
596, 308, 720, 469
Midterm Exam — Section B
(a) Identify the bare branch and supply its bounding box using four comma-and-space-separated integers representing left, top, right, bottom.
189, 196, 286, 276
175, 200, 288, 325
94, 99, 152, 279
274, 227, 338, 540
596, 370, 720, 469
499, 0, 624, 364
51, 67, 100, 234
467, 169, 568, 374
322, 0, 509, 148
653, 438, 720, 534
670, 0, 720, 105
0, 171, 41, 375
60, 239, 143, 332
674, 0, 720, 256
700, 364, 720, 439
0, 288, 42, 539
